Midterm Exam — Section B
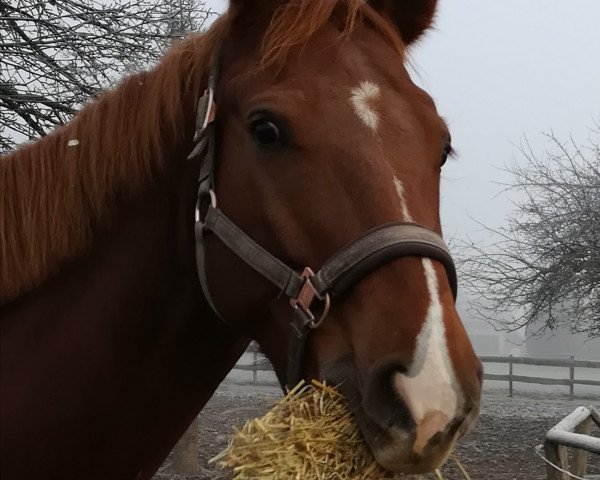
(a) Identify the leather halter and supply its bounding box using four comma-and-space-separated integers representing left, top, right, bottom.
189, 50, 457, 388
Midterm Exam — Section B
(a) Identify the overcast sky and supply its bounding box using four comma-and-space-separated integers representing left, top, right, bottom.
205, 0, 599, 243
415, 0, 600, 240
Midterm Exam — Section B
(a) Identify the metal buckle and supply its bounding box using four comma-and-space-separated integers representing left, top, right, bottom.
289, 267, 331, 329
193, 87, 216, 143
195, 189, 218, 223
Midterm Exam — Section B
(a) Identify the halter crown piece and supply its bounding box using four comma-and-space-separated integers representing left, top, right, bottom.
189, 48, 458, 389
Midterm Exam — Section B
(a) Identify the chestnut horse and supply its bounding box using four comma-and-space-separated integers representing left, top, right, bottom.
0, 1, 482, 478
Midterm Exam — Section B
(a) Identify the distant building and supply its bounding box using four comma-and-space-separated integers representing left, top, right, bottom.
462, 318, 524, 356
524, 325, 600, 360
444, 292, 599, 358
456, 293, 525, 356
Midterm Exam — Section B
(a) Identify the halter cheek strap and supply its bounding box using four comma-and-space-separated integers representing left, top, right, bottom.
188, 49, 458, 389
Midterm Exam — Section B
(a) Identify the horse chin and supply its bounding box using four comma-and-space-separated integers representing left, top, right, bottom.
363, 423, 457, 474
374, 442, 452, 474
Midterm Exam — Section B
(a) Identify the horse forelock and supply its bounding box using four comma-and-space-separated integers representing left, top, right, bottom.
260, 0, 404, 67
0, 16, 229, 304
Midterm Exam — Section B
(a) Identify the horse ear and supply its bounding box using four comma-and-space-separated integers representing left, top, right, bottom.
368, 0, 438, 45
228, 0, 280, 14
227, 0, 281, 27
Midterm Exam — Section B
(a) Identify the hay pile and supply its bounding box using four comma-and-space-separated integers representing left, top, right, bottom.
210, 380, 393, 480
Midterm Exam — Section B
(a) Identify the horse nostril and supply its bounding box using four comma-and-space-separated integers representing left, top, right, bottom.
363, 362, 413, 431
458, 398, 481, 437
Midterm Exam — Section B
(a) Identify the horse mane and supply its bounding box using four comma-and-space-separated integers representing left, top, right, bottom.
0, 16, 228, 303
0, 1, 403, 304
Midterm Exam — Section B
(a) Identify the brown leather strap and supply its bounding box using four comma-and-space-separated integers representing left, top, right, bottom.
202, 206, 305, 298
287, 307, 313, 387
311, 222, 457, 299
198, 206, 457, 306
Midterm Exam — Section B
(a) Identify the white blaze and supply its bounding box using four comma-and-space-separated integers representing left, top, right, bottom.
393, 177, 414, 222
392, 175, 460, 453
350, 81, 381, 131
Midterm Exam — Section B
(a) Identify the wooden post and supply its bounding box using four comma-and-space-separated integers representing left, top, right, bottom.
171, 416, 200, 475
509, 354, 513, 398
572, 415, 592, 478
253, 349, 258, 384
569, 355, 575, 400
544, 440, 568, 480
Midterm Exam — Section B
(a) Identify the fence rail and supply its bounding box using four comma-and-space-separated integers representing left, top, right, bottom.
231, 349, 600, 399
480, 355, 600, 399
480, 356, 600, 369
232, 343, 276, 385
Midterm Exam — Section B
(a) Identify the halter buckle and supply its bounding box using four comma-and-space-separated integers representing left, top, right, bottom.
193, 87, 216, 143
195, 189, 217, 223
289, 267, 331, 329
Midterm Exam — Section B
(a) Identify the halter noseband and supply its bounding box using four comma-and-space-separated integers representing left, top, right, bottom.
189, 50, 457, 389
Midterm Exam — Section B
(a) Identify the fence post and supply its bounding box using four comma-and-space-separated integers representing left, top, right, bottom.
544, 440, 568, 480
569, 355, 575, 400
253, 349, 258, 384
572, 415, 592, 478
509, 354, 513, 398
171, 416, 200, 475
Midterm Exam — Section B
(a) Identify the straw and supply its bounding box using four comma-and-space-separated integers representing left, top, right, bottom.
211, 380, 470, 480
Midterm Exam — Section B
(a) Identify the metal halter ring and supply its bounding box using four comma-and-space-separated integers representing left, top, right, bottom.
195, 189, 218, 222
308, 292, 330, 329
289, 267, 331, 329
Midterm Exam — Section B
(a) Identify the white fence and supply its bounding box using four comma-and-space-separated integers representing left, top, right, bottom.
480, 355, 600, 399
541, 405, 600, 479
230, 348, 600, 399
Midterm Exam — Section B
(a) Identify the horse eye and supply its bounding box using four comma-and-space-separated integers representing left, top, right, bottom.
251, 119, 281, 146
441, 141, 453, 167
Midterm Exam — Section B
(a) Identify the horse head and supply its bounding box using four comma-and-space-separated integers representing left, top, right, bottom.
197, 0, 482, 473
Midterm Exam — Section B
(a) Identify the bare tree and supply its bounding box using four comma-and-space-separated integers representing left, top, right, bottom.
459, 127, 600, 338
0, 0, 212, 152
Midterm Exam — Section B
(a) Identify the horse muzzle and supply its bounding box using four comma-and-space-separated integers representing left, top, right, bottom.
324, 355, 481, 474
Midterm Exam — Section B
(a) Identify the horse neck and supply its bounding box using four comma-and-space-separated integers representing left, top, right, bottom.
0, 158, 249, 480
0, 36, 208, 303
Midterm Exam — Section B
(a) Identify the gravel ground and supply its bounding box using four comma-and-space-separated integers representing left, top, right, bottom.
155, 382, 599, 480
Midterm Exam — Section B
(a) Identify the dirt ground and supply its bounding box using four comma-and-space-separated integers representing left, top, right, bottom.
155, 383, 599, 480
